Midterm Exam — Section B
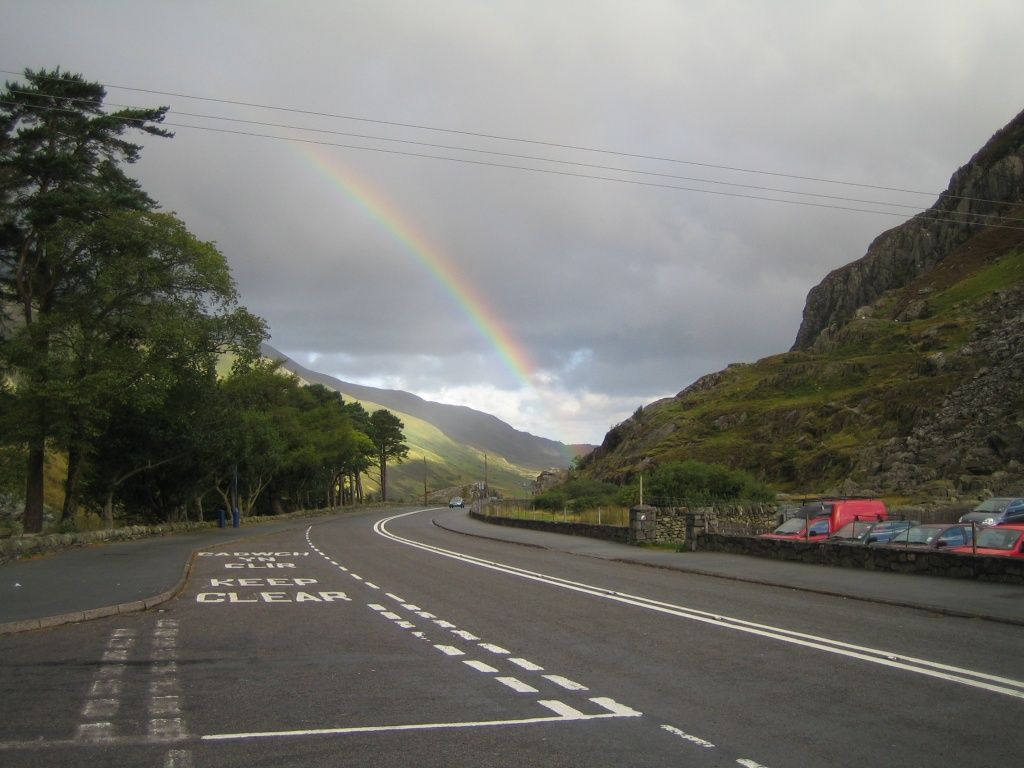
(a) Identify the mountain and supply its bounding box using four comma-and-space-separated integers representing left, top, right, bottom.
261, 344, 583, 499
579, 108, 1024, 503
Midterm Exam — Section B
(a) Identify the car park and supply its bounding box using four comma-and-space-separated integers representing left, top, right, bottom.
827, 519, 916, 545
958, 497, 1024, 526
881, 523, 974, 550
950, 524, 1024, 558
761, 498, 888, 541
448, 496, 465, 508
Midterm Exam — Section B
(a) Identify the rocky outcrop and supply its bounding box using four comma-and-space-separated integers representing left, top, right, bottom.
852, 285, 1024, 497
793, 108, 1024, 350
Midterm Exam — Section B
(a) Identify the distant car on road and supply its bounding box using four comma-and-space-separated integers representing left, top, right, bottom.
950, 524, 1024, 558
881, 523, 974, 550
448, 497, 465, 508
958, 497, 1024, 527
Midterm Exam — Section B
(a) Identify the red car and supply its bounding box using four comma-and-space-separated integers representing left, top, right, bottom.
950, 524, 1024, 557
761, 499, 888, 541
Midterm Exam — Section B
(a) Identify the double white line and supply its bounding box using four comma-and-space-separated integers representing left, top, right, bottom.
376, 509, 1024, 701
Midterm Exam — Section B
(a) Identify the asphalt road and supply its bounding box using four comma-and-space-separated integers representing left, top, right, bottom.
1, 506, 1022, 767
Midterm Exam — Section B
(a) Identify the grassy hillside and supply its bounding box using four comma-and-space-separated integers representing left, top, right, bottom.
580, 242, 1024, 499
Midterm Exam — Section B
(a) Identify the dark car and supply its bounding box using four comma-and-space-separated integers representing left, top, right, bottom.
881, 523, 974, 550
958, 497, 1024, 527
827, 519, 916, 545
448, 497, 465, 508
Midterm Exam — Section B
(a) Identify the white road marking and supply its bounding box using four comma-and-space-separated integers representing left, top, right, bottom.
463, 660, 499, 673
401, 604, 421, 611
496, 677, 538, 693
350, 574, 363, 581
76, 722, 115, 741
538, 700, 587, 718
202, 707, 641, 742
737, 760, 771, 768
478, 643, 509, 655
543, 675, 588, 691
452, 630, 480, 641
433, 620, 456, 628
83, 699, 119, 718
396, 621, 416, 629
386, 593, 406, 603
164, 749, 194, 768
434, 645, 465, 657
375, 510, 1024, 701
368, 604, 386, 612
661, 724, 716, 748
509, 657, 544, 671
416, 611, 437, 619
365, 583, 380, 590
591, 698, 642, 717
381, 612, 402, 621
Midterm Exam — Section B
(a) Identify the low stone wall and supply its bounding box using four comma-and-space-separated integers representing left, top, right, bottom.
470, 510, 629, 543
696, 533, 1024, 584
0, 505, 376, 566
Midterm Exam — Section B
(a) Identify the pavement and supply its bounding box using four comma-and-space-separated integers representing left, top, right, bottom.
3, 507, 1024, 634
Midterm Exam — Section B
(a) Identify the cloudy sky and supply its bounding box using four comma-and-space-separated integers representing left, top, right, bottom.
4, 1, 1023, 445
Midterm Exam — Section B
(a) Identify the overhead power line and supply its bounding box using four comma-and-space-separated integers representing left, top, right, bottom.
2, 79, 1022, 232
0, 67, 971, 200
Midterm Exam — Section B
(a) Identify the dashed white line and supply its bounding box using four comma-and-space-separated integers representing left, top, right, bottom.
463, 660, 499, 673
736, 760, 771, 768
434, 645, 465, 657
496, 677, 538, 693
386, 593, 406, 603
661, 724, 716, 748
433, 620, 456, 629
509, 658, 544, 671
451, 630, 480, 641
538, 700, 587, 718
591, 698, 642, 717
478, 643, 509, 655
543, 675, 588, 691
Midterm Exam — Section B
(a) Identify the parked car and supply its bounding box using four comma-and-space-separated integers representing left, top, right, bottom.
950, 524, 1024, 558
761, 498, 888, 541
828, 519, 916, 545
958, 497, 1024, 526
881, 523, 974, 550
448, 496, 465, 508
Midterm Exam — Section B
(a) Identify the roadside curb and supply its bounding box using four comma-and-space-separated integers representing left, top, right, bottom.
0, 514, 339, 636
0, 550, 197, 636
432, 515, 1024, 629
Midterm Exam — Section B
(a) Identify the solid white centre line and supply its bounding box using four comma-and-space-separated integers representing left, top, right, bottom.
375, 510, 1024, 701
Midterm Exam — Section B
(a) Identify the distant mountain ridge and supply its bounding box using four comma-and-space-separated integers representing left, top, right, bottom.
261, 343, 582, 472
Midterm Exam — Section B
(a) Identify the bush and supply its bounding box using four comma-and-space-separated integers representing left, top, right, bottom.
644, 460, 774, 503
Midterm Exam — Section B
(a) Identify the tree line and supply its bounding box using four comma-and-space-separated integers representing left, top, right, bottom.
0, 68, 408, 533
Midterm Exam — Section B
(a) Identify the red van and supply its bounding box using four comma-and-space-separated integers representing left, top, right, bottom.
761, 499, 888, 541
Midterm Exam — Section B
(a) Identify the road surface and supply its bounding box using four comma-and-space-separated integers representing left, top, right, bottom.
1, 506, 1021, 766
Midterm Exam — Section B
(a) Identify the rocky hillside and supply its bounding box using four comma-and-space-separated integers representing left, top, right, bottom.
579, 109, 1024, 503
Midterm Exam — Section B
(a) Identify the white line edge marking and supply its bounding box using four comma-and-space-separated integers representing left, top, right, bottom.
201, 708, 641, 741
374, 509, 1024, 700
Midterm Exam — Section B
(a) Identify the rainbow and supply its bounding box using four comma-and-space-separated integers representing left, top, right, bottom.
296, 145, 538, 387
